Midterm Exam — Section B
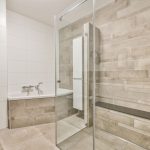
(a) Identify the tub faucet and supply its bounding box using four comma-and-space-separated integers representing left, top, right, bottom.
35, 82, 43, 95
22, 85, 34, 96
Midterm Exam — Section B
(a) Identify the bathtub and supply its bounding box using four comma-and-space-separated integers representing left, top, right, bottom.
8, 88, 73, 128
8, 88, 73, 101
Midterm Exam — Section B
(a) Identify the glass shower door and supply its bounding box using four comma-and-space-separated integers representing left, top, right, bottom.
55, 0, 95, 149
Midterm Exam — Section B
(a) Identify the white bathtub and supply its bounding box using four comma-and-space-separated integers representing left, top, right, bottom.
8, 88, 73, 101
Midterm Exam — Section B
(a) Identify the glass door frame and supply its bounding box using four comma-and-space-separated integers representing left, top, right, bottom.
54, 0, 96, 149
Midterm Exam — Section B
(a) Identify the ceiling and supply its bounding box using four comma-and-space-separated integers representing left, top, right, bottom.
6, 0, 76, 25
6, 0, 114, 26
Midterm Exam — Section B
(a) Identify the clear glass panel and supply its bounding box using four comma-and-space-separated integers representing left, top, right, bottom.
55, 0, 95, 149
94, 0, 150, 150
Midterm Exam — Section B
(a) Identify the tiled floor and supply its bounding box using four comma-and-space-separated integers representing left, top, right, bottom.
0, 122, 147, 150
0, 123, 59, 150
58, 127, 147, 150
57, 114, 86, 143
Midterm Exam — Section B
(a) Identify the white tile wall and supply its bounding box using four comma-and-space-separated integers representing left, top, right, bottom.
7, 10, 55, 95
0, 0, 7, 129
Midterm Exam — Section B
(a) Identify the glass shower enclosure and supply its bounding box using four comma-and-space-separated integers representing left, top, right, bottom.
55, 0, 150, 150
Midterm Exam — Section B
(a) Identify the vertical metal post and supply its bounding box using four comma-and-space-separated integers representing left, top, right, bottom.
54, 15, 58, 146
92, 0, 96, 150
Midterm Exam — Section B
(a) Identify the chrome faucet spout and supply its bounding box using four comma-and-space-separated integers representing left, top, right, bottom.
35, 82, 43, 95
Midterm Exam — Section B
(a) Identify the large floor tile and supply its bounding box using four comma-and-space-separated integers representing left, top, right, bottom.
57, 120, 80, 143
0, 123, 59, 150
58, 127, 147, 150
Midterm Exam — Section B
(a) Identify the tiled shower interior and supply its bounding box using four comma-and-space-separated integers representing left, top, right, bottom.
57, 0, 150, 149
0, 0, 150, 150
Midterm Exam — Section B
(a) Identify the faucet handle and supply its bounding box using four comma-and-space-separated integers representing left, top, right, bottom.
38, 82, 43, 85
29, 85, 34, 88
22, 86, 27, 89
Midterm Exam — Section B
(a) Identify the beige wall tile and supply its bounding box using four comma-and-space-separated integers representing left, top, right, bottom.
8, 98, 55, 128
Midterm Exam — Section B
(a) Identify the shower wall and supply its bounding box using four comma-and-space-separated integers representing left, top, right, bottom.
0, 0, 7, 129
95, 0, 150, 113
95, 0, 150, 149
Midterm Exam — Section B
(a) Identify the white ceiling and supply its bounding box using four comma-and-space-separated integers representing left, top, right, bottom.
56, 0, 114, 28
6, 0, 76, 25
6, 0, 114, 26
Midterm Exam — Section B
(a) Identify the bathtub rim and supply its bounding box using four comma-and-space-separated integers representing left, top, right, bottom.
8, 89, 73, 101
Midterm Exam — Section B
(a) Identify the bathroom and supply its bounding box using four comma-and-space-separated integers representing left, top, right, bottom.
0, 0, 150, 149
